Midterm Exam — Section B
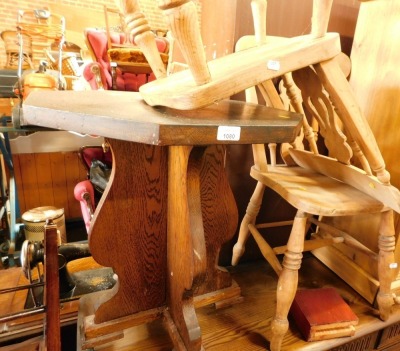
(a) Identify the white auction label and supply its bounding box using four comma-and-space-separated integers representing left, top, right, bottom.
217, 126, 241, 141
267, 60, 280, 71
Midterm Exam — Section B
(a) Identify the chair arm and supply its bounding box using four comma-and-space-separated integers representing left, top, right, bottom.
82, 62, 105, 90
74, 180, 96, 234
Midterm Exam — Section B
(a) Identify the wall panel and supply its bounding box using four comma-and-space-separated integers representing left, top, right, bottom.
13, 151, 87, 220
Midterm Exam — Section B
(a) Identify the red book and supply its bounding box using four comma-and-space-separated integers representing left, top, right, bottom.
290, 287, 359, 342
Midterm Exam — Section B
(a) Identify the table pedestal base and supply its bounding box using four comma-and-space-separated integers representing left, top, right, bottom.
78, 139, 241, 350
77, 282, 242, 350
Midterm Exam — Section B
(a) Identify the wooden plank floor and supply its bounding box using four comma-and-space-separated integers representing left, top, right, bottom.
0, 257, 104, 344
93, 254, 400, 351
2, 254, 400, 350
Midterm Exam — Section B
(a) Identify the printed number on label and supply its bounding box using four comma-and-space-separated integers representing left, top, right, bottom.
267, 60, 280, 71
217, 126, 241, 141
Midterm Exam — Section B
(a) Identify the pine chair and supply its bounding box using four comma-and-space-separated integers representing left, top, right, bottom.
230, 1, 400, 350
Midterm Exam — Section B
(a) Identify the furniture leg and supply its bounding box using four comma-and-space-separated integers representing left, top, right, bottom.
270, 211, 306, 351
124, 0, 167, 79
197, 145, 239, 295
311, 0, 334, 38
250, 0, 267, 45
78, 142, 241, 350
232, 181, 265, 266
89, 139, 168, 323
377, 210, 396, 321
167, 144, 238, 348
157, 0, 210, 85
167, 145, 205, 350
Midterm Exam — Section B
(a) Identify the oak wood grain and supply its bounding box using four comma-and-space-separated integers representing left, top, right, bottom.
21, 85, 302, 351
22, 90, 302, 146
89, 139, 168, 323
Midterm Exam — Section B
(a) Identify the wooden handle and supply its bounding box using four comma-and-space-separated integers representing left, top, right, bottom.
311, 0, 333, 38
251, 0, 267, 45
159, 0, 211, 85
123, 0, 167, 79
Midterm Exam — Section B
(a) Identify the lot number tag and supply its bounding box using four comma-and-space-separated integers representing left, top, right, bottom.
217, 126, 241, 141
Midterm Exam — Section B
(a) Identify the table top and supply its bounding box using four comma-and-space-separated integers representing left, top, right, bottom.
22, 90, 302, 146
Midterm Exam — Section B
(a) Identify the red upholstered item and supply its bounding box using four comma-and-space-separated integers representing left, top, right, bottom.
80, 146, 112, 171
74, 146, 113, 234
83, 28, 168, 91
74, 180, 95, 234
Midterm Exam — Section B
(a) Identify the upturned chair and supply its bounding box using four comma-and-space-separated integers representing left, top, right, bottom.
230, 1, 400, 350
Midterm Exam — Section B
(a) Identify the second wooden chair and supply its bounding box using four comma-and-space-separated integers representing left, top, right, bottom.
231, 1, 400, 351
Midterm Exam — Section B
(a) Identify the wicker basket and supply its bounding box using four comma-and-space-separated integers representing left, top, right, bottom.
63, 75, 80, 90
22, 206, 66, 243
46, 51, 80, 77
61, 53, 80, 76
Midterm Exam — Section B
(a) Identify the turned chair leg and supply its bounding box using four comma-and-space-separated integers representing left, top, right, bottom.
232, 181, 265, 265
270, 211, 307, 351
377, 210, 396, 320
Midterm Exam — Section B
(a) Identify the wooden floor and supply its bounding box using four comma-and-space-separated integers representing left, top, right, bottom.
2, 254, 400, 350
89, 254, 400, 351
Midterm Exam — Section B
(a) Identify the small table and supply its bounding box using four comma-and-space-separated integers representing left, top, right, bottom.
22, 90, 302, 351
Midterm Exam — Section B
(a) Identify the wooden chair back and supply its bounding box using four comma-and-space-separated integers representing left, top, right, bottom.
231, 2, 400, 350
286, 65, 399, 211
237, 0, 399, 212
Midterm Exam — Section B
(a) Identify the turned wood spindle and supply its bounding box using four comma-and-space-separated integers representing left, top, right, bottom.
158, 0, 211, 85
123, 0, 167, 79
314, 60, 391, 185
377, 210, 396, 321
270, 211, 306, 351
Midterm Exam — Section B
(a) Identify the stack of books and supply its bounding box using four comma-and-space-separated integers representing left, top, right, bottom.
290, 287, 359, 342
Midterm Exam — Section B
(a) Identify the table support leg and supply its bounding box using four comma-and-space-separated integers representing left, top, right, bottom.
197, 145, 238, 296
167, 145, 205, 350
89, 139, 168, 323
79, 142, 239, 350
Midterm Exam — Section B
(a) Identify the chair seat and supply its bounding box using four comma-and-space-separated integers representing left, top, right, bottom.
108, 48, 169, 74
251, 165, 387, 216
